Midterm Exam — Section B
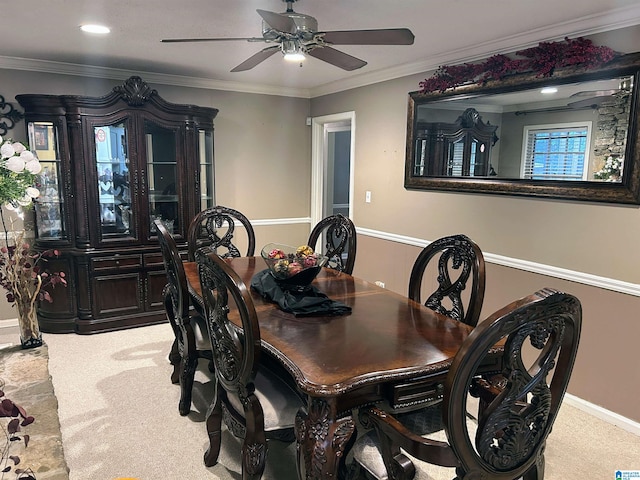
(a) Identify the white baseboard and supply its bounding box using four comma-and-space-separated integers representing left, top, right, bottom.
564, 393, 640, 437
0, 318, 18, 329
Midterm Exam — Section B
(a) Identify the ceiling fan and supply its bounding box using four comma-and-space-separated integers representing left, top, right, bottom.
161, 0, 415, 72
567, 77, 633, 108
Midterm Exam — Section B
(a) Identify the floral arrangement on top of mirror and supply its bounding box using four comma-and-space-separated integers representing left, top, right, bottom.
420, 37, 618, 93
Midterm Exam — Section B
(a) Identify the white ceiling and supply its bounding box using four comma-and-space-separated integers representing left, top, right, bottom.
2, 0, 640, 98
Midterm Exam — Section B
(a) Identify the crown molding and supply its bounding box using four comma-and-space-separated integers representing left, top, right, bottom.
1, 5, 639, 99
0, 56, 312, 99
309, 3, 640, 98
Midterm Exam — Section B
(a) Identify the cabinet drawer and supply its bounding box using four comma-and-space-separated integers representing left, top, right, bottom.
91, 254, 143, 272
144, 250, 188, 267
144, 252, 164, 268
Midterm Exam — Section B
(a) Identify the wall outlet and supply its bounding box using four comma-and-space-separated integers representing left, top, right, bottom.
365, 191, 372, 203
374, 281, 385, 288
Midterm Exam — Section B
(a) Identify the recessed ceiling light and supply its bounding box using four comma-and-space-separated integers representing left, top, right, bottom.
540, 87, 558, 94
80, 24, 110, 34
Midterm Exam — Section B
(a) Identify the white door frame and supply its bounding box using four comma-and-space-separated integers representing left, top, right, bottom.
310, 111, 356, 229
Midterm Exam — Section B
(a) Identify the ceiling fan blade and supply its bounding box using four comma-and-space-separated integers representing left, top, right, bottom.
231, 46, 280, 72
567, 97, 610, 109
570, 89, 620, 98
322, 28, 415, 45
256, 9, 297, 33
307, 47, 367, 71
162, 37, 265, 43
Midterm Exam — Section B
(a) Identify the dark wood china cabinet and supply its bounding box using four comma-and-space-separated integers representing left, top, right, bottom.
17, 76, 218, 334
413, 107, 499, 177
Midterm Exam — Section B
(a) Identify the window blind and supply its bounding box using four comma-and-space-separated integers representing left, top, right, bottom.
523, 126, 588, 180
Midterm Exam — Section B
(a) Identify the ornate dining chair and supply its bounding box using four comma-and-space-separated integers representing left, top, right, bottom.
350, 287, 582, 480
154, 218, 212, 416
195, 247, 306, 477
307, 213, 357, 274
187, 205, 256, 261
408, 234, 485, 328
391, 235, 486, 437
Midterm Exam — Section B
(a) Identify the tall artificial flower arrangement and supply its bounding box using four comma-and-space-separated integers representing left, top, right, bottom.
0, 135, 66, 348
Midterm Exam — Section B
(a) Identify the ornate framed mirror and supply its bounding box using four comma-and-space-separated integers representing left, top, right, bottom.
404, 52, 640, 204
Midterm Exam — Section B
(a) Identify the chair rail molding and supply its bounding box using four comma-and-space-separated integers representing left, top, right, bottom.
356, 227, 640, 297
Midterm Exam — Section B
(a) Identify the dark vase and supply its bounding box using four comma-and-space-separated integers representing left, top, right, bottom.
20, 333, 43, 349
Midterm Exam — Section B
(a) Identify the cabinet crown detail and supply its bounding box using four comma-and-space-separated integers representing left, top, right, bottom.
113, 76, 156, 107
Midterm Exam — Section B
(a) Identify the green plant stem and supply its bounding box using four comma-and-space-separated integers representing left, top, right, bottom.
0, 209, 9, 247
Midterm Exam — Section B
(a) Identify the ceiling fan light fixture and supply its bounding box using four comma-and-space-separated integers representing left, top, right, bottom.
284, 52, 306, 62
282, 40, 305, 62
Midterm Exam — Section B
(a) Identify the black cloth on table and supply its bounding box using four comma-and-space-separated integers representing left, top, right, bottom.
250, 269, 352, 317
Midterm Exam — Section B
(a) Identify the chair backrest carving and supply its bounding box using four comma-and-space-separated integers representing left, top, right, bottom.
155, 218, 189, 333
195, 248, 261, 399
156, 218, 207, 414
443, 287, 582, 478
188, 205, 256, 261
307, 213, 357, 274
408, 234, 485, 327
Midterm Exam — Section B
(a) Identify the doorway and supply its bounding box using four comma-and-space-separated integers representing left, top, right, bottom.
310, 112, 355, 228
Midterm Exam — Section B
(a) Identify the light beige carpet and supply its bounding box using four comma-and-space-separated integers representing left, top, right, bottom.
44, 324, 640, 480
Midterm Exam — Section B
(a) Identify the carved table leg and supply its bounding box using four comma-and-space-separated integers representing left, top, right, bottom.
294, 398, 356, 479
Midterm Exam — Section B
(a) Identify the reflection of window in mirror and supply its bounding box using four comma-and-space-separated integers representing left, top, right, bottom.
521, 122, 591, 180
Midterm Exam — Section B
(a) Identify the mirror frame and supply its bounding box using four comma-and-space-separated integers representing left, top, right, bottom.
405, 52, 640, 204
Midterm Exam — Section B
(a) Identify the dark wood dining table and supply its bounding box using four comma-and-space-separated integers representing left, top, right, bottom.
183, 256, 490, 479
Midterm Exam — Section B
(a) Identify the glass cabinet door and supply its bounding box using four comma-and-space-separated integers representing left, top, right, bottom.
145, 121, 179, 234
199, 129, 215, 210
94, 122, 133, 238
28, 121, 66, 240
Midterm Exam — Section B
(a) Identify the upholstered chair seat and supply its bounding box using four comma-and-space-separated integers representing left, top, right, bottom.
226, 365, 304, 433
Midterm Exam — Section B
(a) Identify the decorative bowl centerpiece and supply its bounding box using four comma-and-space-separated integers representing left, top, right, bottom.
261, 243, 328, 287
